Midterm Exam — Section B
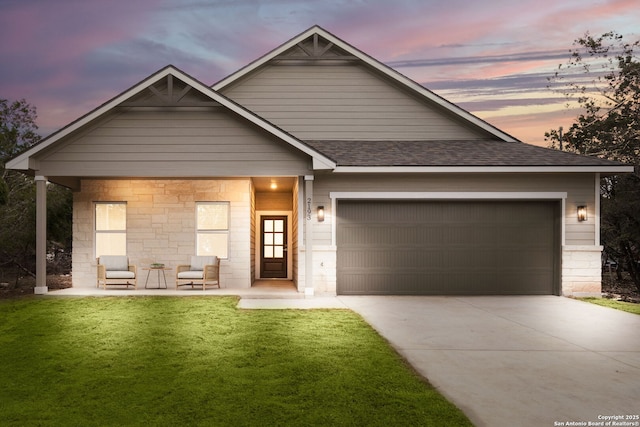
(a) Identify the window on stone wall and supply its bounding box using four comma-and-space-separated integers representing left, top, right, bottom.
95, 202, 127, 257
196, 202, 229, 258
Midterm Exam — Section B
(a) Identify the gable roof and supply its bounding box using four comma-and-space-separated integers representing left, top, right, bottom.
213, 25, 518, 142
214, 25, 632, 174
6, 65, 336, 172
6, 26, 633, 177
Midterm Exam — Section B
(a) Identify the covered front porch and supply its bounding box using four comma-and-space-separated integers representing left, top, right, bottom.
49, 279, 304, 298
64, 176, 317, 293
6, 66, 336, 296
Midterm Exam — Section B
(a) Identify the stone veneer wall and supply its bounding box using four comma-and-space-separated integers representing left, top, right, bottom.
562, 246, 603, 297
312, 245, 337, 295
73, 179, 252, 289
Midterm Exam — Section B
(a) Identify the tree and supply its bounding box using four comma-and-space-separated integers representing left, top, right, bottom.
1, 99, 72, 283
1, 99, 40, 205
1, 99, 40, 280
546, 32, 640, 291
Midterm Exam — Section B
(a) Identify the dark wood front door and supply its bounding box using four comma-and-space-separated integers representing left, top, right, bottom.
260, 216, 287, 278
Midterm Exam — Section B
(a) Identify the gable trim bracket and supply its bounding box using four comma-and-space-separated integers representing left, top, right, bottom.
213, 25, 518, 142
6, 66, 336, 173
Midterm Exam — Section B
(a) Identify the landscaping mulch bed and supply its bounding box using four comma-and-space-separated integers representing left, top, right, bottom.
0, 274, 72, 299
601, 271, 640, 303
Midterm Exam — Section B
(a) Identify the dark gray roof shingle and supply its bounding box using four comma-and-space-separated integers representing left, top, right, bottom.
304, 140, 625, 167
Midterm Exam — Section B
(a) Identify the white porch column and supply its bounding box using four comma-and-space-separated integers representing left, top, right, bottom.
34, 175, 48, 294
304, 175, 314, 296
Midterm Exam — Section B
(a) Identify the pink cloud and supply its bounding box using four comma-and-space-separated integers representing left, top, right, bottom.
1, 0, 637, 140
0, 0, 164, 132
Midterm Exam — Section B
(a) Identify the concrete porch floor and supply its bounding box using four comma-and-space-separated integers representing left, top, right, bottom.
49, 280, 304, 299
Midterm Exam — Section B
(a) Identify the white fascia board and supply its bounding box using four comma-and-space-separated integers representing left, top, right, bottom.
312, 156, 336, 170
332, 165, 635, 173
213, 26, 517, 142
330, 191, 568, 200
5, 156, 31, 170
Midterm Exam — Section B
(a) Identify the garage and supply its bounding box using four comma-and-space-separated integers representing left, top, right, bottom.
336, 200, 560, 295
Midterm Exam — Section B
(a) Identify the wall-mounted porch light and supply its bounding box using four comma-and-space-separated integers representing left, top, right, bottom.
577, 205, 587, 222
317, 206, 325, 222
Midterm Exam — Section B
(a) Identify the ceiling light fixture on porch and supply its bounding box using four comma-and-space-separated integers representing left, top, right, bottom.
317, 206, 325, 222
270, 181, 278, 190
577, 206, 587, 222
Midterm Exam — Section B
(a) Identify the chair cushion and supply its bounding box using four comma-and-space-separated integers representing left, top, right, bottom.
190, 256, 217, 271
177, 271, 204, 279
101, 255, 129, 271
105, 271, 135, 279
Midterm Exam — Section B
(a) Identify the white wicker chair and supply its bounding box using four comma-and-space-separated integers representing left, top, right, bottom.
97, 256, 137, 290
176, 256, 220, 290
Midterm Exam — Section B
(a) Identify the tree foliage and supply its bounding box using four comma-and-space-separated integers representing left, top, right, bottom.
1, 99, 72, 282
546, 32, 640, 290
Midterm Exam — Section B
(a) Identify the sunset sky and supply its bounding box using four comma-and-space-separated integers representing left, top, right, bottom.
1, 0, 638, 146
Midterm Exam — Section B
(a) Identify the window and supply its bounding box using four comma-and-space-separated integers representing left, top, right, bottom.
196, 202, 229, 258
95, 202, 127, 256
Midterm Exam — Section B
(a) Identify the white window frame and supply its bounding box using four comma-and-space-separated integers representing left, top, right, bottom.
196, 201, 230, 259
94, 201, 127, 257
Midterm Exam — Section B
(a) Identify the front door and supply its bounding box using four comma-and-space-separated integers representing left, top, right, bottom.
260, 216, 287, 278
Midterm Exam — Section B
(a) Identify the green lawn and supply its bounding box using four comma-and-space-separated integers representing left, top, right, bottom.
580, 297, 640, 315
0, 297, 471, 426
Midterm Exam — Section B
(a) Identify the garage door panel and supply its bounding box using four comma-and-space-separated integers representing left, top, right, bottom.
340, 224, 445, 246
337, 200, 558, 295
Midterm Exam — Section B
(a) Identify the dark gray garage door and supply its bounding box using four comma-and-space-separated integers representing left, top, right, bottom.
337, 200, 559, 295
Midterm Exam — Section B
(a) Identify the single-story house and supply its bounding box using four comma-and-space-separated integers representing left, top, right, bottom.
7, 26, 633, 296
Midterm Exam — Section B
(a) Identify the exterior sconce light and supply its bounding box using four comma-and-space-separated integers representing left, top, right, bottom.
317, 206, 325, 222
577, 206, 587, 222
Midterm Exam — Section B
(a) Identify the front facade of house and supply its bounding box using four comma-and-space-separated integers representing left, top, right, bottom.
7, 26, 632, 296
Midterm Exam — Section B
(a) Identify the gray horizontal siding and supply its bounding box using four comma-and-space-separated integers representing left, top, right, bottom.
37, 109, 312, 177
222, 64, 490, 141
313, 172, 597, 246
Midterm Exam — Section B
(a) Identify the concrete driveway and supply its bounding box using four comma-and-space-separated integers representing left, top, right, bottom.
338, 296, 640, 427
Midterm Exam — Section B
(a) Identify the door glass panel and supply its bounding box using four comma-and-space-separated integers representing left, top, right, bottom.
274, 220, 284, 232
264, 233, 273, 245
274, 246, 284, 258
264, 220, 273, 232
264, 246, 273, 258
274, 234, 283, 245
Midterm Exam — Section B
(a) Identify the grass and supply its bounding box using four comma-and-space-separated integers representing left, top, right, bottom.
580, 297, 640, 315
0, 297, 471, 426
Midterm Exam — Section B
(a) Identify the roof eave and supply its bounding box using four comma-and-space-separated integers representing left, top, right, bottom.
332, 165, 635, 173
